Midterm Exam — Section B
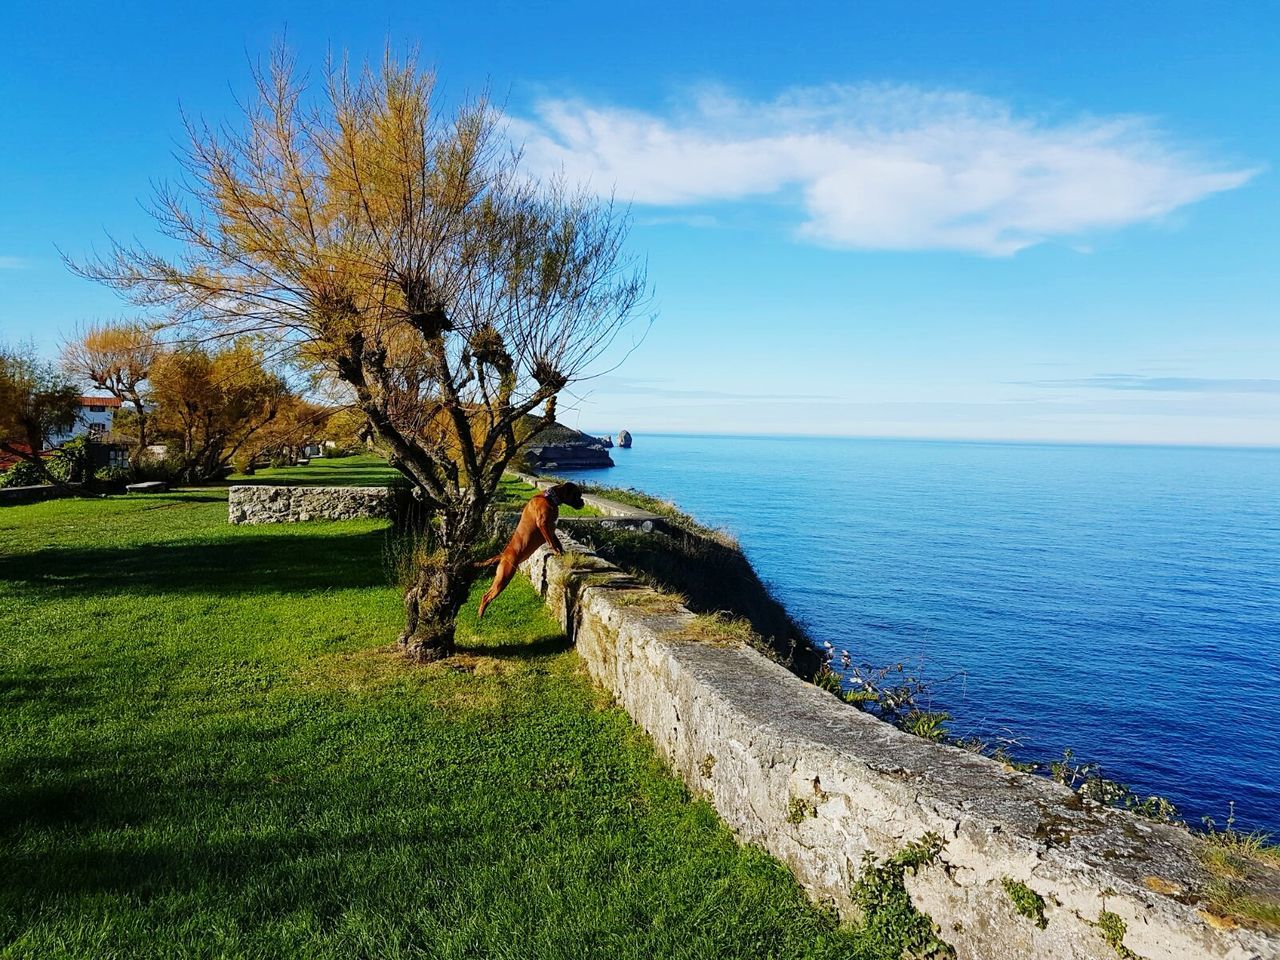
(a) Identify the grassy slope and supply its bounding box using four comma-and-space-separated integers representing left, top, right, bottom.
0, 491, 870, 959
230, 455, 597, 517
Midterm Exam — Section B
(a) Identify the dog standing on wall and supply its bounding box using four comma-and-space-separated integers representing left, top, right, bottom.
476, 482, 586, 619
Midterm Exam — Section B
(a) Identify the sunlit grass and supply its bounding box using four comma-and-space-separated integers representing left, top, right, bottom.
228, 453, 400, 487
0, 490, 866, 959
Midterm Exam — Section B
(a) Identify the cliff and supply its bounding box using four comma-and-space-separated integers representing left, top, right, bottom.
516, 420, 615, 471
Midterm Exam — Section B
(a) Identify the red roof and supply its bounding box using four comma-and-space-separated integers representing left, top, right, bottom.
0, 444, 30, 469
81, 396, 122, 408
0, 444, 55, 469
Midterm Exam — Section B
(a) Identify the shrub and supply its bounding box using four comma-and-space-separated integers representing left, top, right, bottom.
96, 465, 133, 490
0, 459, 47, 487
851, 834, 954, 959
1049, 748, 1181, 824
902, 710, 951, 743
2, 439, 96, 487
133, 454, 185, 485
1095, 910, 1138, 958
813, 665, 843, 696
1001, 877, 1048, 928
48, 437, 92, 484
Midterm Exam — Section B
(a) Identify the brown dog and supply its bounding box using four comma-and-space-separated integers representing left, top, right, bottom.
476, 482, 585, 619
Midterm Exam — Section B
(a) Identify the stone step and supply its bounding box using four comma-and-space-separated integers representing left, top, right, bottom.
125, 481, 169, 493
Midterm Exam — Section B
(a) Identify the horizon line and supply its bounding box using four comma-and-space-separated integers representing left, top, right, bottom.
573, 429, 1280, 453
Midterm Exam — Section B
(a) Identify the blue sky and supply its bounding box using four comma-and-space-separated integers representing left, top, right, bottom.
2, 1, 1278, 444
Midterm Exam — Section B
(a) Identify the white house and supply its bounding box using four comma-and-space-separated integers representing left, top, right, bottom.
48, 395, 122, 446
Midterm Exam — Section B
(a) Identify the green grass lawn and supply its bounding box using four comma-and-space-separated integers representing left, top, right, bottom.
0, 491, 872, 959
228, 453, 402, 487
229, 455, 597, 517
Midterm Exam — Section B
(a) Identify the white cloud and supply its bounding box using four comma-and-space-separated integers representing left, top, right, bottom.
510, 85, 1257, 255
1020, 374, 1280, 394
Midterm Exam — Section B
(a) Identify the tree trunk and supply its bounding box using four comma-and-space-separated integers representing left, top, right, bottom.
399, 552, 474, 662
129, 398, 149, 476
397, 503, 483, 663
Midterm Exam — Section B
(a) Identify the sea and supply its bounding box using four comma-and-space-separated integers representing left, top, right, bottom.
557, 434, 1280, 833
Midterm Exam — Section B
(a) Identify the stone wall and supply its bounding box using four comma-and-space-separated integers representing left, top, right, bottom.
521, 536, 1280, 960
227, 484, 392, 524
228, 475, 661, 527
0, 485, 68, 506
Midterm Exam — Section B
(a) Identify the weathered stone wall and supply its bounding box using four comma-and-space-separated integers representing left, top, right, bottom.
227, 484, 391, 524
521, 537, 1280, 960
0, 485, 68, 506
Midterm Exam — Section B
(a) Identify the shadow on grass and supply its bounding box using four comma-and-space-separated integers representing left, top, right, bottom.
0, 730, 446, 911
0, 665, 97, 715
456, 632, 571, 658
113, 490, 228, 502
0, 529, 391, 597
132, 492, 227, 504
0, 754, 119, 838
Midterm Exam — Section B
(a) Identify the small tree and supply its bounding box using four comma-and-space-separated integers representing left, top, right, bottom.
78, 49, 646, 661
61, 320, 160, 472
0, 343, 83, 489
149, 341, 288, 482
321, 406, 373, 452
233, 396, 333, 473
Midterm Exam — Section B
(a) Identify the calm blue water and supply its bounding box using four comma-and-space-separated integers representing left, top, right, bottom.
560, 435, 1280, 833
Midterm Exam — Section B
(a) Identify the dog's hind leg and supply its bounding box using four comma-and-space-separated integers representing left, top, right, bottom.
477, 556, 518, 619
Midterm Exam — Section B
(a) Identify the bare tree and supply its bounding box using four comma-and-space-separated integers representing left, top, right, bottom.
61, 320, 160, 472
0, 343, 83, 490
76, 49, 647, 661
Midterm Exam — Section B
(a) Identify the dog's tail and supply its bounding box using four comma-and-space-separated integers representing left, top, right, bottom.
473, 554, 502, 569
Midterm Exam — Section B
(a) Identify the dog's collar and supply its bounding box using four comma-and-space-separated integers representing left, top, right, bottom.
543, 487, 561, 507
